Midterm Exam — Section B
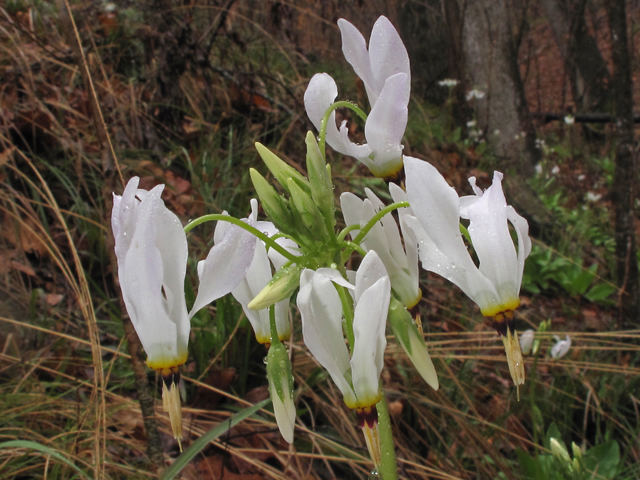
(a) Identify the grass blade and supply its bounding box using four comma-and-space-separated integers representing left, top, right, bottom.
160, 398, 271, 480
0, 440, 91, 479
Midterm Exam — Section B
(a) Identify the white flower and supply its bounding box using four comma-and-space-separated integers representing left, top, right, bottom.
304, 16, 410, 178
403, 157, 531, 317
340, 186, 420, 308
215, 200, 299, 344
466, 120, 477, 128
298, 251, 390, 409
551, 335, 571, 359
564, 115, 575, 125
585, 192, 602, 202
402, 157, 531, 388
551, 165, 560, 175
535, 164, 543, 175
519, 329, 535, 355
577, 174, 586, 181
112, 177, 257, 444
439, 78, 459, 87
466, 88, 485, 100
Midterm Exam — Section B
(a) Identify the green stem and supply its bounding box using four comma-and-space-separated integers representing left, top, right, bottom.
335, 285, 355, 352
351, 202, 409, 245
337, 224, 360, 243
377, 393, 398, 480
344, 241, 367, 257
184, 214, 298, 263
319, 101, 368, 158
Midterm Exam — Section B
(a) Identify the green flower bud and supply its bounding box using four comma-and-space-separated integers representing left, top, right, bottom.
249, 168, 294, 231
248, 263, 302, 310
305, 131, 334, 223
387, 298, 439, 390
287, 178, 327, 238
550, 438, 572, 465
266, 339, 296, 443
255, 143, 310, 194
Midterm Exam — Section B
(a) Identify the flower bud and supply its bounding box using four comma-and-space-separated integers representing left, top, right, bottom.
387, 298, 438, 390
249, 168, 294, 232
305, 131, 334, 223
266, 339, 296, 443
248, 263, 302, 310
287, 178, 328, 239
550, 438, 572, 465
255, 143, 310, 194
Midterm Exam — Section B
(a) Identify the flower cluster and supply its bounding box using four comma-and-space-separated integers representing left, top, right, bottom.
111, 15, 539, 472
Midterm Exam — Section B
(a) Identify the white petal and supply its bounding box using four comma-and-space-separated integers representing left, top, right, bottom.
268, 237, 300, 271
507, 205, 532, 293
551, 335, 571, 359
364, 73, 409, 176
519, 329, 535, 355
190, 219, 257, 317
368, 16, 411, 95
404, 157, 479, 276
232, 243, 273, 342
315, 267, 354, 290
354, 251, 388, 303
337, 18, 377, 102
298, 270, 354, 403
351, 275, 390, 405
340, 192, 364, 239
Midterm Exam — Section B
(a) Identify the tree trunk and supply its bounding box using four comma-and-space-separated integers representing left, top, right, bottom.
458, 0, 539, 175
539, 0, 610, 113
606, 0, 640, 328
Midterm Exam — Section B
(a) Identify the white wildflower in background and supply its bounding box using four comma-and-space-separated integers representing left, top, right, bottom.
551, 335, 571, 359
551, 165, 560, 175
466, 88, 485, 100
438, 78, 459, 87
564, 115, 575, 125
519, 329, 535, 355
585, 192, 602, 202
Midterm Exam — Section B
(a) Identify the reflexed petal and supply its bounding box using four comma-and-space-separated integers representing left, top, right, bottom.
154, 196, 190, 350
337, 18, 376, 102
232, 243, 273, 342
315, 267, 354, 290
404, 157, 479, 275
364, 73, 409, 176
298, 270, 354, 403
368, 16, 411, 94
351, 274, 389, 406
340, 192, 363, 238
190, 219, 257, 317
402, 214, 497, 309
465, 172, 519, 304
507, 205, 532, 292
354, 250, 388, 303
118, 185, 188, 367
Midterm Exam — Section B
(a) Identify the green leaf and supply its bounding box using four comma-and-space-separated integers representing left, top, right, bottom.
544, 423, 562, 450
585, 283, 617, 303
584, 440, 620, 479
160, 398, 271, 480
0, 440, 91, 479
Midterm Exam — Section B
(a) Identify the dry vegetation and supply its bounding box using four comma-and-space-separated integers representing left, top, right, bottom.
1, 1, 639, 479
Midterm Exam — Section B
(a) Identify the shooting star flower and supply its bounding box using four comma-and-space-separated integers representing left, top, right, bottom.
304, 16, 410, 178
402, 157, 532, 392
112, 177, 256, 447
298, 251, 390, 467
